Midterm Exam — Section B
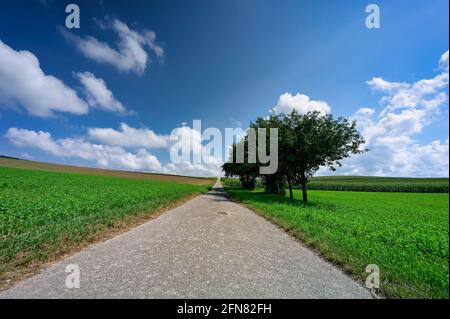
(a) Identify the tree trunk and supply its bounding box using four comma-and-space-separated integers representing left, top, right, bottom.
300, 173, 308, 202
240, 175, 255, 189
301, 183, 308, 202
288, 179, 293, 200
265, 175, 279, 194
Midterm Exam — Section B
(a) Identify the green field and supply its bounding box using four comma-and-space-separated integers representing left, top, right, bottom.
308, 176, 449, 193
0, 166, 210, 283
225, 187, 449, 299
222, 176, 449, 193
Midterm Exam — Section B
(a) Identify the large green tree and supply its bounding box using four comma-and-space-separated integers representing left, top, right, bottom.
222, 111, 366, 202
286, 111, 366, 202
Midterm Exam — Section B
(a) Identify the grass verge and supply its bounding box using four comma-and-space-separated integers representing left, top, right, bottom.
0, 166, 211, 288
224, 187, 449, 299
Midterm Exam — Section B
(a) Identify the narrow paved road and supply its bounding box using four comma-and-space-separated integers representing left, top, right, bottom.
1, 181, 371, 299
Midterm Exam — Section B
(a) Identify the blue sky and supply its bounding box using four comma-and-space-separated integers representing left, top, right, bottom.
0, 0, 448, 177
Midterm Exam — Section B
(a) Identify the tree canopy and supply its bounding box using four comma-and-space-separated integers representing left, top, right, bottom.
222, 110, 366, 202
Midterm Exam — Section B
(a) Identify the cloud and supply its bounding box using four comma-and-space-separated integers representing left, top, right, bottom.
63, 18, 163, 74
366, 77, 408, 92
439, 50, 449, 71
5, 125, 221, 177
0, 40, 88, 118
87, 123, 222, 176
367, 51, 449, 116
162, 161, 221, 177
272, 92, 331, 115
90, 123, 222, 176
5, 127, 162, 171
330, 50, 449, 177
88, 122, 169, 149
75, 72, 126, 113
327, 135, 449, 177
229, 117, 243, 127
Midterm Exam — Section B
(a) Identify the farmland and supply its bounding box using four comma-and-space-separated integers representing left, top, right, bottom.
0, 165, 212, 286
224, 187, 449, 299
0, 157, 214, 185
308, 176, 449, 193
222, 176, 449, 193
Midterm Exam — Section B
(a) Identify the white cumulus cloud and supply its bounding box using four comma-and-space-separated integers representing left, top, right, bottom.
88, 122, 170, 149
439, 50, 449, 71
272, 92, 331, 115
330, 50, 449, 177
5, 127, 162, 171
5, 125, 221, 177
63, 18, 164, 75
75, 72, 126, 113
162, 161, 221, 177
367, 50, 449, 116
0, 40, 88, 118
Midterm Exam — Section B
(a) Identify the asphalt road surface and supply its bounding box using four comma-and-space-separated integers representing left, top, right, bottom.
0, 181, 371, 299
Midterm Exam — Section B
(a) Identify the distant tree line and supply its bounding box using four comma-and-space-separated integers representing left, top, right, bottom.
222, 111, 366, 202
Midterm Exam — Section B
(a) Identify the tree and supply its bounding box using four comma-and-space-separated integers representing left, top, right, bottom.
250, 114, 286, 195
222, 110, 366, 203
222, 139, 259, 189
287, 111, 366, 202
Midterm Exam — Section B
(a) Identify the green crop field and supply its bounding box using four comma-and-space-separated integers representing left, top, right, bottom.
222, 176, 449, 193
0, 166, 211, 284
308, 176, 449, 193
225, 187, 449, 299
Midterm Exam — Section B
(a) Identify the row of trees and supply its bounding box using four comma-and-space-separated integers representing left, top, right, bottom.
222, 111, 366, 202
